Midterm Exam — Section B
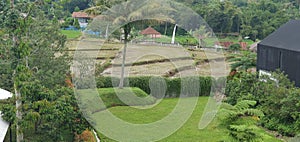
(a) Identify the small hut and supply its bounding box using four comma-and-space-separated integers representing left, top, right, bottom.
140, 27, 161, 38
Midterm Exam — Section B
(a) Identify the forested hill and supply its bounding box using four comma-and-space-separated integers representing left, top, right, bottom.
175, 0, 300, 40
22, 0, 300, 41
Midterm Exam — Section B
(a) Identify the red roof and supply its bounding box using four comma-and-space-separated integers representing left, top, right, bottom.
141, 27, 161, 35
72, 12, 90, 18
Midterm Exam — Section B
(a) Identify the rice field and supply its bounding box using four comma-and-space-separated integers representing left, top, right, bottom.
67, 38, 230, 77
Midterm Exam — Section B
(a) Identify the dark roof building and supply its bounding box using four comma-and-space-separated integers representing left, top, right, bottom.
257, 20, 300, 86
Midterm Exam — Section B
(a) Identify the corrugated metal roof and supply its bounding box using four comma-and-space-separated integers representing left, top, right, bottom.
259, 20, 300, 52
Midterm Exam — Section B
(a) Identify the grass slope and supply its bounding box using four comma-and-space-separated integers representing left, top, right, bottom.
61, 30, 82, 39
96, 97, 281, 142
76, 87, 156, 113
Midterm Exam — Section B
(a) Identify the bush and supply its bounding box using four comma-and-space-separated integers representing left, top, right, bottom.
96, 76, 214, 98
75, 129, 96, 142
76, 87, 156, 114
225, 71, 300, 136
98, 87, 156, 108
228, 43, 241, 51
176, 36, 199, 46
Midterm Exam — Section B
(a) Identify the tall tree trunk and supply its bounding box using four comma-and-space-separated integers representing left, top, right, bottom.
105, 24, 109, 39
164, 22, 168, 35
9, 123, 12, 142
119, 25, 131, 88
11, 1, 23, 140
15, 82, 23, 142
10, 0, 14, 8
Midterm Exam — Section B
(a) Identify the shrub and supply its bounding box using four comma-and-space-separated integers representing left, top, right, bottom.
228, 43, 241, 51
98, 87, 156, 109
96, 76, 214, 98
76, 87, 156, 114
218, 100, 264, 142
225, 71, 300, 136
75, 129, 96, 142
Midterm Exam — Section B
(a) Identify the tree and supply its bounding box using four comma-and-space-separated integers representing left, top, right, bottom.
228, 51, 256, 71
228, 43, 241, 52
74, 6, 80, 12
0, 1, 90, 141
74, 18, 81, 29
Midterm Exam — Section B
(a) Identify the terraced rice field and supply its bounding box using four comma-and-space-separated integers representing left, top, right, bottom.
68, 38, 230, 77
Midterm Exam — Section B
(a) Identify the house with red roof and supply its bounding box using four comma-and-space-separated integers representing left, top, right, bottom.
72, 12, 92, 28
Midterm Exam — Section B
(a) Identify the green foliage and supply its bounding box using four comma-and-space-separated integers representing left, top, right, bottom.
225, 71, 300, 136
228, 51, 256, 71
228, 43, 242, 52
61, 30, 82, 39
218, 100, 264, 142
61, 17, 75, 28
228, 124, 262, 142
77, 87, 156, 114
97, 97, 280, 141
74, 18, 81, 29
0, 97, 16, 123
175, 36, 199, 46
74, 6, 81, 12
0, 2, 90, 141
95, 60, 112, 76
98, 87, 156, 108
183, 0, 300, 40
96, 76, 213, 97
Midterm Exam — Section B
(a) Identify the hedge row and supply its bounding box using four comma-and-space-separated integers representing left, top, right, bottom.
96, 76, 224, 98
76, 87, 155, 113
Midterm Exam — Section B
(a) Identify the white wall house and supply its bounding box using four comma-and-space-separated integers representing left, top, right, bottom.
72, 12, 92, 29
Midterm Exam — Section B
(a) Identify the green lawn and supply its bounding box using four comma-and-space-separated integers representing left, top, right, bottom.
61, 30, 82, 39
93, 97, 281, 142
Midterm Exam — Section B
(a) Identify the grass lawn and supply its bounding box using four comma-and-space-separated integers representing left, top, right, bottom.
61, 30, 82, 39
93, 97, 282, 142
218, 37, 255, 46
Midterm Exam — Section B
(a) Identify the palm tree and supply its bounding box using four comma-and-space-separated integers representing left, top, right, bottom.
96, 0, 174, 88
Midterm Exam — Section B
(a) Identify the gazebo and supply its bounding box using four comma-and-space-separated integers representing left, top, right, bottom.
0, 88, 12, 141
140, 27, 161, 38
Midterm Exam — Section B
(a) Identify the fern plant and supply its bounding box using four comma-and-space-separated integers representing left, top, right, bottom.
218, 100, 265, 142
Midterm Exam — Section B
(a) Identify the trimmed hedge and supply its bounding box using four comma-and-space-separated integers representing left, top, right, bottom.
98, 87, 155, 108
76, 87, 156, 113
96, 76, 218, 98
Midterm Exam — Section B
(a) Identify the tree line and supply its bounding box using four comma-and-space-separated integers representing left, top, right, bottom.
0, 1, 90, 141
